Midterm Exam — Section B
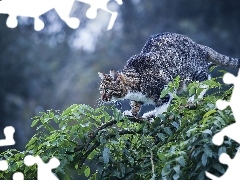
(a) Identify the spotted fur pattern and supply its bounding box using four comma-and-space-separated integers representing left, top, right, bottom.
98, 32, 240, 118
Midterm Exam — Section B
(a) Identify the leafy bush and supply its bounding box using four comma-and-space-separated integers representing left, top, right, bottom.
0, 74, 237, 180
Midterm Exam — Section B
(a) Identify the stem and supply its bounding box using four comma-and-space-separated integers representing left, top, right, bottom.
150, 150, 156, 180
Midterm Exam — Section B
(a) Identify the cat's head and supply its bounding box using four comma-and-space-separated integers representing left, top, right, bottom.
98, 70, 127, 102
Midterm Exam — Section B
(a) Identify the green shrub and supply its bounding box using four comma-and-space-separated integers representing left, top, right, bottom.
0, 75, 237, 180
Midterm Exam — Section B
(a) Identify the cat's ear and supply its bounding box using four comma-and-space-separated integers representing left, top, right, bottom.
110, 69, 117, 80
98, 72, 104, 79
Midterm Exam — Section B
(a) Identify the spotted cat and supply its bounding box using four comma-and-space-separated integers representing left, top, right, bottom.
98, 32, 240, 118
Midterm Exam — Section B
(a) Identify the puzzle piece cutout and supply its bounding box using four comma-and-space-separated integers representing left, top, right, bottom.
0, 126, 14, 176
216, 71, 240, 121
0, 155, 60, 180
206, 149, 240, 179
0, 160, 25, 180
12, 172, 24, 180
77, 0, 123, 30
0, 125, 60, 179
0, 0, 122, 31
205, 69, 240, 179
0, 0, 79, 31
0, 126, 15, 147
0, 160, 8, 171
24, 155, 60, 180
211, 70, 240, 146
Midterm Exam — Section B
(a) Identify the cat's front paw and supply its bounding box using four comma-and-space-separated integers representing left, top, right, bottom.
123, 110, 133, 116
142, 112, 155, 123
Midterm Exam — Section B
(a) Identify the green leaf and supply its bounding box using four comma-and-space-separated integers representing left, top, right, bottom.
202, 129, 212, 135
163, 127, 172, 136
31, 118, 39, 127
63, 171, 71, 180
161, 163, 171, 176
160, 88, 169, 98
62, 104, 79, 116
176, 156, 185, 167
171, 121, 179, 129
100, 137, 107, 144
173, 173, 180, 180
36, 124, 44, 130
84, 166, 90, 177
113, 108, 122, 121
202, 116, 212, 126
26, 137, 38, 148
89, 173, 97, 180
173, 165, 180, 173
203, 146, 212, 158
103, 111, 111, 122
212, 163, 225, 174
196, 88, 205, 97
194, 160, 203, 172
203, 109, 217, 118
57, 167, 66, 174
158, 153, 166, 161
119, 163, 126, 174
201, 153, 208, 166
112, 170, 121, 177
197, 171, 205, 180
214, 116, 225, 126
188, 85, 196, 96
218, 146, 226, 156
157, 133, 166, 142
103, 147, 110, 164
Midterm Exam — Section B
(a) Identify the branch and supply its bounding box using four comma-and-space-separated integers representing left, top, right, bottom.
150, 150, 156, 180
78, 129, 142, 168
73, 116, 149, 153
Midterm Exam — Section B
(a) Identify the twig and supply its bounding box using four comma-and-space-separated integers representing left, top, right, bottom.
150, 150, 156, 180
78, 129, 142, 168
74, 116, 149, 153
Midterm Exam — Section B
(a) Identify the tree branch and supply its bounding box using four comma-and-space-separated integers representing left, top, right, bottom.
78, 129, 143, 168
73, 116, 149, 153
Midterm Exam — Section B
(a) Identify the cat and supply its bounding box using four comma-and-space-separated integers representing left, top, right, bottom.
98, 32, 240, 118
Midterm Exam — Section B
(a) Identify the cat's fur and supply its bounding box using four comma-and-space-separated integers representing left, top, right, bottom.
98, 32, 240, 118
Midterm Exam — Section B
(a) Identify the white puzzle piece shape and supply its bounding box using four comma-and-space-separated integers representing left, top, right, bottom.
0, 0, 122, 31
0, 126, 15, 147
206, 69, 240, 179
24, 155, 60, 180
12, 172, 24, 180
75, 0, 122, 30
0, 0, 79, 31
0, 160, 8, 171
206, 149, 240, 179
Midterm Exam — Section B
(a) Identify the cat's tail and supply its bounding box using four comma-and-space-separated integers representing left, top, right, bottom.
200, 45, 240, 68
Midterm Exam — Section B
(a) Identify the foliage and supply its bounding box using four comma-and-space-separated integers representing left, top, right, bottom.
0, 75, 237, 180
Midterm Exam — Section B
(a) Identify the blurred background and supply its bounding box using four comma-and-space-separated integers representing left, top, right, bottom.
1, 0, 240, 151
